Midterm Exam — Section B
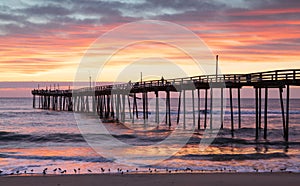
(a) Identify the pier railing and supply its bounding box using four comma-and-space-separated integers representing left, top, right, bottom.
74, 69, 300, 91
31, 69, 300, 94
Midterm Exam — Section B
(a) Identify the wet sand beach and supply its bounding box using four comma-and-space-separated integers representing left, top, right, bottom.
0, 173, 299, 186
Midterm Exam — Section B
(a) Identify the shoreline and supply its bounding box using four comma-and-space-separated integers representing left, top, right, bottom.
1, 172, 299, 186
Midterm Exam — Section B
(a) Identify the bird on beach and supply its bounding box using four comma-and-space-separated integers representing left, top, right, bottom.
74, 169, 77, 174
78, 168, 81, 174
43, 169, 46, 175
61, 170, 66, 174
24, 170, 27, 174
101, 168, 105, 173
30, 169, 34, 173
53, 168, 57, 172
16, 170, 20, 174
280, 168, 287, 171
108, 168, 110, 172
87, 169, 92, 173
0, 170, 3, 174
135, 168, 138, 172
253, 168, 258, 172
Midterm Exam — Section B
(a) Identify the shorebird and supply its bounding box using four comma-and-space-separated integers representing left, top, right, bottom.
24, 170, 27, 174
101, 168, 105, 173
253, 168, 258, 172
74, 169, 77, 174
135, 168, 138, 171
78, 168, 81, 174
61, 170, 66, 174
16, 170, 19, 174
0, 170, 3, 174
87, 169, 92, 173
30, 169, 34, 173
280, 168, 287, 171
108, 168, 110, 172
43, 169, 46, 175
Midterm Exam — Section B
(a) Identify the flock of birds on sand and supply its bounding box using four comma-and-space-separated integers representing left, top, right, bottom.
0, 167, 291, 176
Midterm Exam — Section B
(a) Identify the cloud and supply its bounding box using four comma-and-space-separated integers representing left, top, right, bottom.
0, 0, 299, 81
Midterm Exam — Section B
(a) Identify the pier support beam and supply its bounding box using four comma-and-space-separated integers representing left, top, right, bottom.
33, 95, 36, 108
177, 91, 181, 125
183, 90, 186, 129
128, 94, 132, 119
238, 88, 241, 128
220, 87, 224, 129
197, 89, 201, 130
264, 87, 268, 139
192, 89, 195, 127
204, 89, 208, 129
122, 93, 126, 123
111, 94, 115, 118
259, 88, 262, 129
167, 91, 171, 127
230, 87, 234, 136
155, 91, 159, 125
285, 85, 290, 142
255, 88, 259, 140
279, 87, 286, 139
133, 93, 138, 119
210, 88, 213, 130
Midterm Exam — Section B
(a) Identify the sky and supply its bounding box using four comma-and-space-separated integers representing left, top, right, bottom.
0, 0, 300, 96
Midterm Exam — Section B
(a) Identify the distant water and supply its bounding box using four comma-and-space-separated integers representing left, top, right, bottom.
0, 97, 299, 175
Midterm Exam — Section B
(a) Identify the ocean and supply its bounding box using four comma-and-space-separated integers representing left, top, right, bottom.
0, 97, 299, 175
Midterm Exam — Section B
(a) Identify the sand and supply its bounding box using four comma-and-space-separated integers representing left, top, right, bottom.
0, 173, 299, 186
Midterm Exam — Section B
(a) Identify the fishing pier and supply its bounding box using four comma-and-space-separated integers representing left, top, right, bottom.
31, 69, 300, 142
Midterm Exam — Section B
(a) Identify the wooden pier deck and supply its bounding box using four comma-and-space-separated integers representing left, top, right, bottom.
32, 69, 300, 142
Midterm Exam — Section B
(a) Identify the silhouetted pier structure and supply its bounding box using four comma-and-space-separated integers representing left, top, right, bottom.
32, 69, 300, 142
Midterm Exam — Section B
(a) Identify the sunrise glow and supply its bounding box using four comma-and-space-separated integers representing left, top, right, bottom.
0, 1, 299, 81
